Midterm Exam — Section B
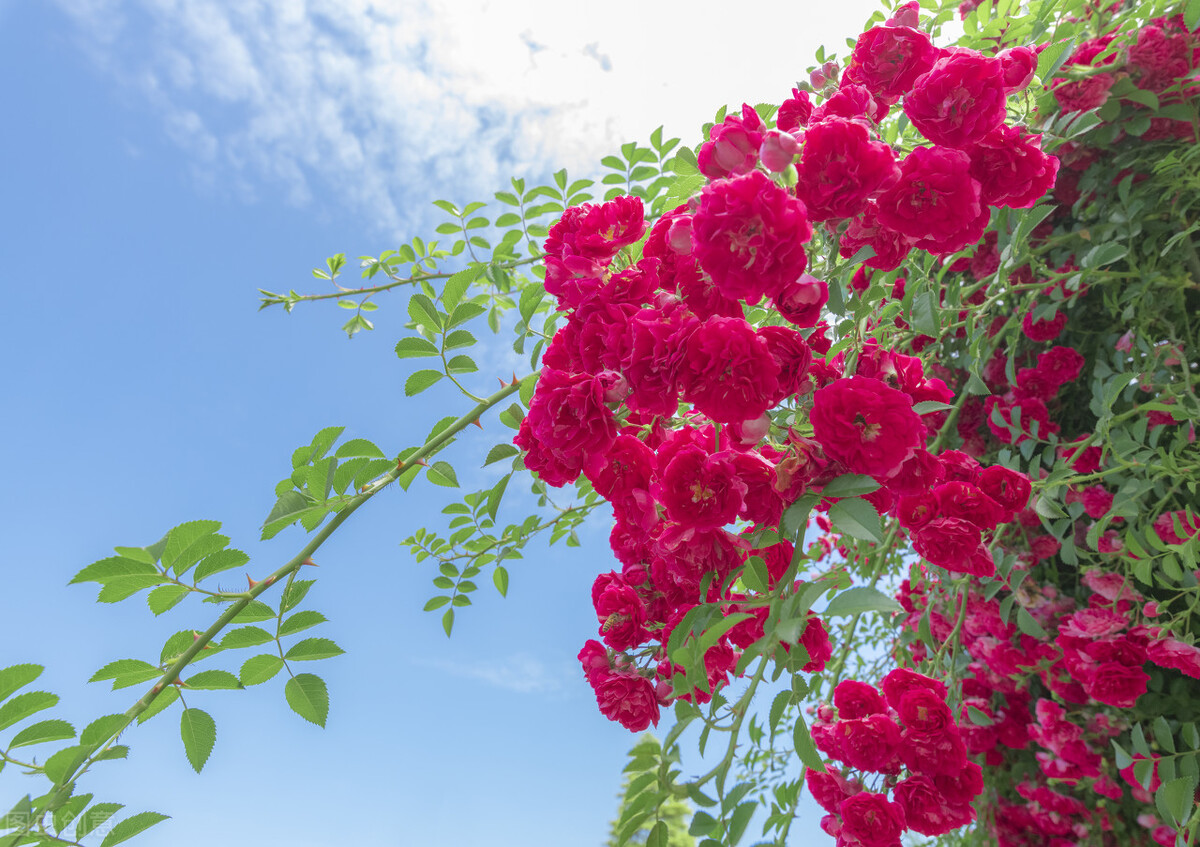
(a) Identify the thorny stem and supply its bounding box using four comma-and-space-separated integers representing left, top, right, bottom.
16, 377, 527, 839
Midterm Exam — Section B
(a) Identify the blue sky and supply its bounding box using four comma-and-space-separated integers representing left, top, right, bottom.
0, 1, 881, 844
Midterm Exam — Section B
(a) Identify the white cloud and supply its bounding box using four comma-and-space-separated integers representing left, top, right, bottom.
53, 0, 884, 236
420, 651, 571, 695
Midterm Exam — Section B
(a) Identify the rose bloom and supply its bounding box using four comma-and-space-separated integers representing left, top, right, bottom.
798, 612, 834, 672
838, 792, 906, 847
806, 765, 860, 814
777, 87, 814, 131
810, 376, 926, 478
876, 146, 989, 254
657, 445, 747, 530
834, 679, 888, 720
846, 24, 938, 101
691, 169, 813, 304
514, 367, 618, 487
830, 714, 903, 773
1086, 661, 1150, 709
977, 465, 1032, 516
697, 103, 766, 179
1053, 74, 1114, 113
773, 273, 829, 328
796, 118, 900, 221
840, 201, 916, 271
586, 666, 661, 731
679, 316, 781, 423
1147, 638, 1200, 679
592, 572, 649, 651
904, 51, 1008, 148
894, 774, 975, 836
912, 517, 982, 573
968, 125, 1059, 209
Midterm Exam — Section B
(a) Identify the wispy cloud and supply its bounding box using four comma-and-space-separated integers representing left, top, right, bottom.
419, 651, 573, 695
52, 0, 881, 236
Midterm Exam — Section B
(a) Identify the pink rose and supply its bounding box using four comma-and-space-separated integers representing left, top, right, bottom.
773, 273, 829, 328
691, 170, 813, 304
847, 25, 938, 101
838, 792, 906, 847
679, 316, 781, 423
592, 572, 649, 651
587, 666, 661, 731
796, 118, 900, 221
912, 517, 982, 573
905, 51, 1007, 148
698, 103, 765, 179
968, 125, 1059, 209
894, 774, 974, 836
876, 146, 989, 254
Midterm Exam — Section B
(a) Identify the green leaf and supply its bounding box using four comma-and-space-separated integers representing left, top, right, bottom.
285, 673, 329, 727
183, 670, 243, 690
1156, 775, 1197, 825
793, 712, 826, 773
823, 586, 902, 617
279, 610, 327, 636
821, 474, 880, 498
966, 706, 994, 726
0, 691, 59, 731
426, 461, 459, 488
494, 566, 509, 597
912, 400, 954, 415
80, 714, 127, 747
443, 608, 455, 637
828, 497, 883, 543
284, 638, 345, 661
70, 556, 157, 586
1016, 607, 1049, 639
91, 659, 161, 690
99, 812, 170, 847
728, 800, 756, 845
645, 820, 669, 847
280, 579, 315, 613
230, 601, 276, 624
1187, 0, 1200, 32
53, 792, 93, 835
0, 665, 42, 703
484, 443, 519, 466
193, 548, 250, 582
262, 490, 310, 534
394, 336, 440, 358
423, 595, 451, 611
442, 266, 483, 311
220, 626, 274, 649
76, 803, 123, 842
445, 354, 477, 374
161, 520, 223, 574
146, 584, 189, 616
239, 654, 284, 686
405, 369, 444, 396
911, 290, 939, 337
43, 744, 88, 784
407, 293, 443, 330
180, 708, 216, 773
519, 284, 546, 327
8, 719, 75, 749
334, 438, 386, 459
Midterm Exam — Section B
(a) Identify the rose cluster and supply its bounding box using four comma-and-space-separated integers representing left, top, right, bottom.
806, 669, 984, 847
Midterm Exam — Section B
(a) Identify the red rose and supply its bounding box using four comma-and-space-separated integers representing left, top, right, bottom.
847, 25, 938, 101
838, 792, 906, 847
515, 367, 618, 487
691, 170, 813, 304
1086, 661, 1149, 709
799, 612, 833, 672
680, 316, 781, 423
905, 51, 1007, 148
1053, 74, 1114, 113
840, 202, 915, 271
830, 714, 903, 773
592, 572, 649, 651
759, 325, 813, 402
977, 465, 1032, 516
796, 118, 900, 221
806, 765, 860, 814
588, 667, 661, 731
880, 667, 947, 710
834, 679, 888, 719
912, 517, 982, 572
932, 481, 1004, 531
876, 146, 988, 254
777, 87, 813, 131
658, 445, 747, 530
810, 376, 926, 479
968, 125, 1059, 209
894, 775, 974, 836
